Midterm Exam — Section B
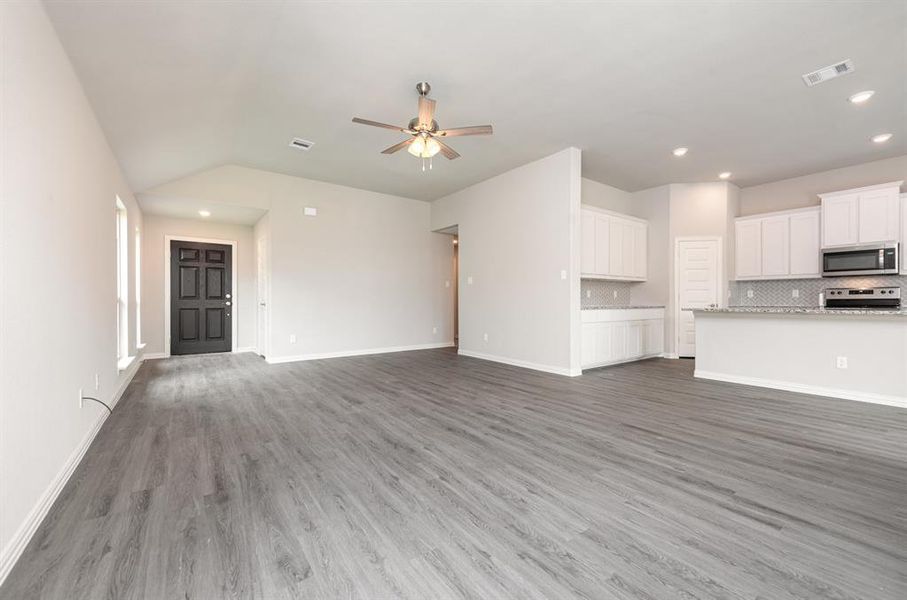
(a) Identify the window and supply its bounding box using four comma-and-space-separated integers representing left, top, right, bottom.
116, 197, 128, 362
135, 228, 141, 346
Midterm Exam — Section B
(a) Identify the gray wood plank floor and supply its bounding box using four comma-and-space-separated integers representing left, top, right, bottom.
2, 349, 905, 599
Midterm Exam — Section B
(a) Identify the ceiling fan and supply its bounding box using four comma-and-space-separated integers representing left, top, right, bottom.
352, 82, 493, 169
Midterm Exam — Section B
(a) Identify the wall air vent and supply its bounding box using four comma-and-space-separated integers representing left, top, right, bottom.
801, 59, 855, 86
289, 137, 315, 151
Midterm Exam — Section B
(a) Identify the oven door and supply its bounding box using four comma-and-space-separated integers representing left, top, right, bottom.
822, 244, 898, 277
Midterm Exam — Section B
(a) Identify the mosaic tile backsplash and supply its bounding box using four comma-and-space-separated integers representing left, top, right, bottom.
581, 279, 635, 307
729, 275, 907, 307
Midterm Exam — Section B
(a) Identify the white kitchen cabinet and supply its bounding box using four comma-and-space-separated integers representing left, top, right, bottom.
760, 216, 790, 277
820, 182, 902, 248
821, 193, 859, 247
858, 188, 900, 243
581, 211, 595, 274
734, 219, 762, 279
580, 206, 647, 281
735, 207, 820, 280
788, 210, 820, 277
581, 308, 664, 369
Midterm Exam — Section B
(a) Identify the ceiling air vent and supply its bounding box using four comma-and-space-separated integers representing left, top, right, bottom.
289, 137, 314, 151
801, 59, 855, 86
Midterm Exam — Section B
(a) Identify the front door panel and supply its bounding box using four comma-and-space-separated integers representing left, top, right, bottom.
171, 240, 232, 355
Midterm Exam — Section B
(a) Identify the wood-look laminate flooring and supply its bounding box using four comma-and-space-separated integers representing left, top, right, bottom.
2, 350, 905, 599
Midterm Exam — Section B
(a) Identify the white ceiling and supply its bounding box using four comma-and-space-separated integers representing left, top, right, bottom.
46, 1, 906, 201
139, 194, 267, 225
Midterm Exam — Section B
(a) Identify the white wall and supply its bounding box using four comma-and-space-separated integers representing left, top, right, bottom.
0, 1, 143, 582
581, 178, 642, 217
431, 148, 582, 375
267, 178, 453, 359
739, 155, 907, 216
145, 166, 454, 361
631, 185, 671, 308
141, 215, 256, 355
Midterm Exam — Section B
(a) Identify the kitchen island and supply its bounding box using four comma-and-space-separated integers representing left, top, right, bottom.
693, 307, 907, 407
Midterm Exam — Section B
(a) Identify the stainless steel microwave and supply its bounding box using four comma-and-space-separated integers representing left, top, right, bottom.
822, 243, 899, 277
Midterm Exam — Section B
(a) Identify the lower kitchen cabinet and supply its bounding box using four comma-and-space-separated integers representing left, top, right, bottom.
581, 308, 665, 369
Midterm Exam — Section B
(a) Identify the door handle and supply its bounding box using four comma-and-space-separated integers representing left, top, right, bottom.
259, 302, 267, 307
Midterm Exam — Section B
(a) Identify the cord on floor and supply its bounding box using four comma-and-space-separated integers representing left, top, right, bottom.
81, 396, 113, 415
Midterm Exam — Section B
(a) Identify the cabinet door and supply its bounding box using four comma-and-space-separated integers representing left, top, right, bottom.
594, 215, 610, 276
609, 219, 623, 276
581, 211, 596, 274
858, 189, 900, 243
610, 322, 628, 361
627, 322, 643, 358
822, 194, 858, 247
594, 323, 613, 364
621, 221, 635, 277
735, 220, 762, 279
632, 222, 647, 279
789, 210, 820, 277
760, 216, 790, 277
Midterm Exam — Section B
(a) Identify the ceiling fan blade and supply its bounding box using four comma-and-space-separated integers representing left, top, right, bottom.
418, 97, 436, 127
436, 125, 493, 137
381, 138, 414, 154
352, 117, 408, 132
435, 138, 460, 160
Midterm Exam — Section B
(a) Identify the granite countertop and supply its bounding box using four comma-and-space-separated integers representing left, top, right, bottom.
582, 305, 665, 311
693, 306, 907, 317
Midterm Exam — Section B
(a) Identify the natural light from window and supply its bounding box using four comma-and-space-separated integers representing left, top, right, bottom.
116, 197, 128, 363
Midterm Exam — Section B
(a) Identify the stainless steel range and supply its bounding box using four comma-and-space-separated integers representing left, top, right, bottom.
824, 287, 901, 310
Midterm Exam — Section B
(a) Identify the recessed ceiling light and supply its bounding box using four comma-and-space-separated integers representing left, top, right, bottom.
871, 133, 893, 143
719, 172, 732, 180
848, 90, 875, 104
198, 210, 211, 217
672, 147, 688, 157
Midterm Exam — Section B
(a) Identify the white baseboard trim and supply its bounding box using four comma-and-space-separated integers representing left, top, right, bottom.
581, 353, 662, 372
0, 352, 145, 586
662, 352, 679, 359
233, 347, 257, 354
457, 349, 579, 377
694, 369, 907, 408
265, 342, 455, 365
142, 351, 168, 360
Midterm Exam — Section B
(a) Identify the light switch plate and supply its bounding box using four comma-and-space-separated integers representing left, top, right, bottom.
303, 207, 317, 216
432, 327, 437, 334
467, 276, 473, 285
445, 280, 450, 288
747, 289, 754, 298
483, 333, 488, 342
792, 289, 799, 298
586, 290, 591, 298
836, 356, 848, 369
289, 334, 297, 344
560, 270, 567, 280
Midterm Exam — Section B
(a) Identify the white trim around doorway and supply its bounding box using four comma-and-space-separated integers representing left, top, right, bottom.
163, 235, 239, 358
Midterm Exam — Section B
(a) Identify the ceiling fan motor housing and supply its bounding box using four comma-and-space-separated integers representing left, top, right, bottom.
408, 117, 439, 133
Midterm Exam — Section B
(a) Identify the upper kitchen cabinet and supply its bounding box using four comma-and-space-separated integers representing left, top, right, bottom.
819, 181, 902, 248
580, 206, 647, 281
735, 207, 820, 280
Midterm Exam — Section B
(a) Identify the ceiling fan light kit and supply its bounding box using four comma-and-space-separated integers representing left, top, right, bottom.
352, 81, 493, 171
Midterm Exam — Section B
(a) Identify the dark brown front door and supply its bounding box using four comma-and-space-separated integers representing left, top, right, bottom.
170, 240, 232, 355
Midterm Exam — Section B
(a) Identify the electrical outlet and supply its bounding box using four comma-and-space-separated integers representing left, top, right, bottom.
94, 373, 100, 390
836, 356, 848, 369
483, 333, 488, 342
560, 270, 567, 280
792, 289, 799, 298
613, 290, 618, 299
747, 289, 754, 299
467, 276, 473, 285
586, 290, 591, 299
432, 327, 438, 334
289, 334, 297, 344
445, 280, 450, 288
78, 387, 83, 408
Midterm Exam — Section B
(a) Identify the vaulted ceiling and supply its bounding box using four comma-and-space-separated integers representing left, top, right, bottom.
46, 1, 906, 201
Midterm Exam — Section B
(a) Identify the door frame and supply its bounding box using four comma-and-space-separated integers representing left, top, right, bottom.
673, 236, 723, 358
164, 235, 239, 357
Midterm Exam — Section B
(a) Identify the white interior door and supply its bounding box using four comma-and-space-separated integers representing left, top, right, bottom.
676, 239, 720, 358
257, 236, 270, 358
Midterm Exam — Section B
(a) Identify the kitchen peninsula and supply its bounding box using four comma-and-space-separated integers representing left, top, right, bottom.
693, 307, 907, 407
